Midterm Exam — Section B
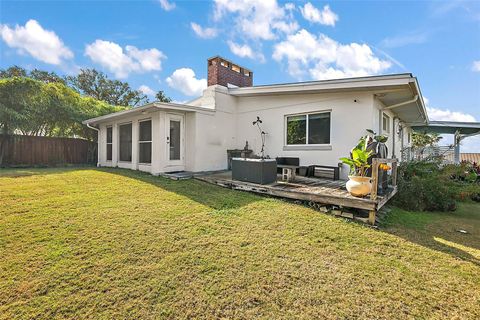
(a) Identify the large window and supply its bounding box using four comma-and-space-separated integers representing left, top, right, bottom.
119, 123, 132, 162
139, 120, 152, 164
286, 112, 330, 145
106, 126, 112, 161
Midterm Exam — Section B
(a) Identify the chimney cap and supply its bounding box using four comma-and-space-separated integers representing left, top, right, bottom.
208, 55, 252, 73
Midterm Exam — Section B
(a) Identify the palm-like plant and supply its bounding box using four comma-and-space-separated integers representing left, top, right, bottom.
340, 137, 373, 177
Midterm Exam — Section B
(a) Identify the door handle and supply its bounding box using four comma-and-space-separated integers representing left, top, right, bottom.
166, 136, 170, 144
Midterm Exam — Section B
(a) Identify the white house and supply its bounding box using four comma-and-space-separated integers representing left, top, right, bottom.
83, 56, 429, 179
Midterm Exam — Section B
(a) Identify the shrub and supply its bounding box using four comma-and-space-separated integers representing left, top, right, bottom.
393, 160, 480, 211
393, 161, 456, 211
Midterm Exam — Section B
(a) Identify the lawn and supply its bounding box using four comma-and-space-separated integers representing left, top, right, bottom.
1, 168, 479, 319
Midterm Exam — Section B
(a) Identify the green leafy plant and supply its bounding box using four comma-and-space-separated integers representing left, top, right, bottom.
340, 137, 373, 176
366, 129, 388, 143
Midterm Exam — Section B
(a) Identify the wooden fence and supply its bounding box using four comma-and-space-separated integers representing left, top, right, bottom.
0, 135, 96, 167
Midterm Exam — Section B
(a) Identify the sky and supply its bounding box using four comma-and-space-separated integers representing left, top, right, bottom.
1, 0, 480, 151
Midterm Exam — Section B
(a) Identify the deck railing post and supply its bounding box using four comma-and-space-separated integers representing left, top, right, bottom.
392, 160, 398, 187
370, 158, 379, 201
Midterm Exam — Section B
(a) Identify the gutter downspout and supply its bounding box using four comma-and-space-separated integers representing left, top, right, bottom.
86, 123, 100, 167
384, 95, 418, 110
392, 117, 398, 159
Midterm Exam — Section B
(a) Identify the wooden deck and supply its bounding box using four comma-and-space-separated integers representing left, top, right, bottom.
196, 171, 397, 224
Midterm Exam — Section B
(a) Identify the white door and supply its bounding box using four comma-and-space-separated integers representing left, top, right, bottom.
166, 113, 185, 170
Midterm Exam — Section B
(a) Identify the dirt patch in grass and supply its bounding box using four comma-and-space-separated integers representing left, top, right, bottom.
1, 168, 479, 319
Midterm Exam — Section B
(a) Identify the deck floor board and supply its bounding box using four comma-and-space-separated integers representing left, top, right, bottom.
195, 171, 396, 212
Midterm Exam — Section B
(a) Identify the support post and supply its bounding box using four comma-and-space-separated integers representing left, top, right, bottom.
369, 210, 376, 225
392, 160, 398, 187
454, 131, 461, 164
370, 158, 379, 201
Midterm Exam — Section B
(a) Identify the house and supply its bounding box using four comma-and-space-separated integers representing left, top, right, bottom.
83, 56, 429, 179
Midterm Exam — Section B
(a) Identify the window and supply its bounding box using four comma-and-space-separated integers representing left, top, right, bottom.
286, 112, 330, 145
244, 70, 250, 77
119, 123, 132, 162
220, 60, 228, 67
106, 126, 112, 161
139, 120, 152, 164
382, 113, 390, 133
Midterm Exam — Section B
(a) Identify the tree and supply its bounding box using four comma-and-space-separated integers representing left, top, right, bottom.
412, 131, 442, 148
0, 66, 65, 84
0, 66, 27, 78
66, 69, 147, 107
29, 69, 66, 84
155, 90, 172, 103
0, 77, 125, 138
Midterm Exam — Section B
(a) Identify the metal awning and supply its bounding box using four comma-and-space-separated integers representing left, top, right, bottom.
411, 120, 480, 164
412, 121, 480, 135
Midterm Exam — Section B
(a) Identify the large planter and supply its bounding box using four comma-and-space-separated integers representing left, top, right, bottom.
232, 158, 277, 185
346, 176, 372, 197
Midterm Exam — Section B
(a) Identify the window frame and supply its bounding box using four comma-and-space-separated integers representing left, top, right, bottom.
118, 122, 133, 163
106, 126, 113, 161
382, 113, 391, 134
284, 110, 332, 147
138, 119, 152, 165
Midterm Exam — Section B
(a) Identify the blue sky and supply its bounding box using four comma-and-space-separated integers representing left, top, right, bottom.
1, 0, 480, 149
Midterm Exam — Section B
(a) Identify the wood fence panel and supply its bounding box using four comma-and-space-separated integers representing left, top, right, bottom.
0, 135, 96, 166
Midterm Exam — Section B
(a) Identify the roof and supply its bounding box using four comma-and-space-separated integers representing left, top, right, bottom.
82, 102, 214, 126
460, 153, 480, 163
412, 121, 480, 135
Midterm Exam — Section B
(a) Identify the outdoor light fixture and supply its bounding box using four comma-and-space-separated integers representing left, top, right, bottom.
253, 116, 266, 159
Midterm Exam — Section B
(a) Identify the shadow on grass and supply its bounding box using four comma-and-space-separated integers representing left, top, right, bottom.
0, 165, 95, 178
98, 167, 262, 211
381, 204, 480, 266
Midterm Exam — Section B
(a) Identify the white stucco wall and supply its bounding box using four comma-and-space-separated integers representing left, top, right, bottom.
234, 92, 375, 179
187, 87, 238, 172
373, 97, 413, 160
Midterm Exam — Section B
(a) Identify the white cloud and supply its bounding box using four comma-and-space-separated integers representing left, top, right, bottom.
472, 60, 480, 72
166, 68, 207, 96
423, 96, 429, 106
284, 3, 295, 11
138, 85, 155, 96
427, 107, 476, 122
213, 0, 298, 40
190, 22, 218, 39
461, 136, 480, 153
273, 29, 391, 80
158, 0, 175, 11
227, 41, 265, 62
0, 19, 73, 65
300, 3, 338, 26
85, 40, 166, 78
381, 31, 428, 48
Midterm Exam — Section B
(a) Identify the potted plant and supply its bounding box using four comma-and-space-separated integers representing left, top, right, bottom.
340, 137, 373, 197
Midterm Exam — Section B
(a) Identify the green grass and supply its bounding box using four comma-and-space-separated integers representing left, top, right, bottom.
1, 168, 479, 319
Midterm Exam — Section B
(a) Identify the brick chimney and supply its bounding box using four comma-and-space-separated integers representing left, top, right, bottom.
207, 56, 253, 87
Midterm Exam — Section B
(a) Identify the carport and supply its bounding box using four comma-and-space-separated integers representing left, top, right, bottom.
412, 120, 480, 163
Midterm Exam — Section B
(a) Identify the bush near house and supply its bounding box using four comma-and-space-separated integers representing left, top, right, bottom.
393, 160, 480, 211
